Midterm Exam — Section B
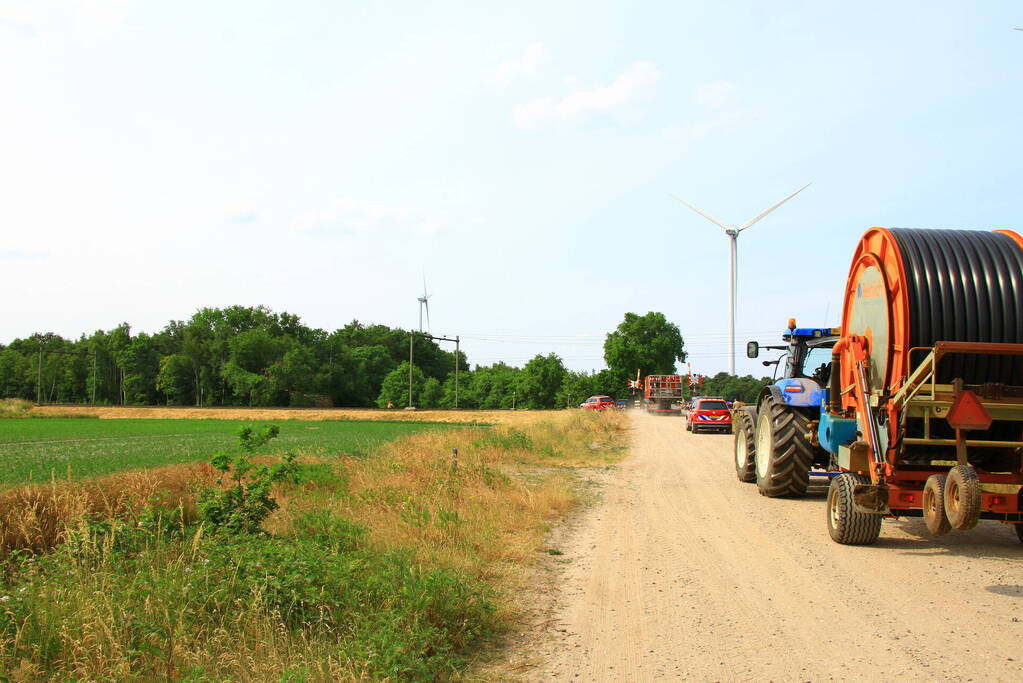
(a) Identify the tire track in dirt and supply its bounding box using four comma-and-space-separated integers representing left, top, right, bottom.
526, 411, 1023, 681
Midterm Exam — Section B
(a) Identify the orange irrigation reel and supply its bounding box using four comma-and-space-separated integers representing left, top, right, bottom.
823, 228, 1023, 544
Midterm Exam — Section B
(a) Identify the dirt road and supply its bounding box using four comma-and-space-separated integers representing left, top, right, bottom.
529, 411, 1023, 681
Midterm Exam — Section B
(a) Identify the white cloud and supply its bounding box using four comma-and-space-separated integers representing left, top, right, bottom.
661, 81, 749, 144
290, 199, 449, 236
695, 81, 739, 109
661, 110, 752, 144
417, 214, 451, 236
487, 42, 547, 87
222, 201, 259, 224
0, 0, 132, 38
512, 61, 661, 128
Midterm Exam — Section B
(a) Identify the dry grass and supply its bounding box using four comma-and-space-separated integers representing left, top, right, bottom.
0, 409, 630, 679
272, 409, 629, 630
1, 409, 626, 559
0, 398, 32, 417
29, 404, 542, 424
0, 463, 217, 554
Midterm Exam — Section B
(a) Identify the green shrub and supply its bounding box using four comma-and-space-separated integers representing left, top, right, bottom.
0, 511, 496, 680
471, 427, 533, 451
198, 424, 302, 534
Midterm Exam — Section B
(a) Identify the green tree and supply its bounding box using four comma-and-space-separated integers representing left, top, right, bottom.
555, 370, 600, 408
0, 348, 30, 398
700, 372, 772, 403
376, 362, 426, 408
156, 354, 195, 405
271, 346, 319, 404
419, 377, 443, 408
517, 353, 567, 409
603, 312, 686, 389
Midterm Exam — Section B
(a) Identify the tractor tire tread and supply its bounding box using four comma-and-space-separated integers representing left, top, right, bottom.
756, 397, 815, 497
734, 409, 757, 482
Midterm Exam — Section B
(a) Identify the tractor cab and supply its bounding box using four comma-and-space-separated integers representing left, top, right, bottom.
746, 319, 840, 386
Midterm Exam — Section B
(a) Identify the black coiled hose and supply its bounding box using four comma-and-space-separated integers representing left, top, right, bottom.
889, 229, 1023, 386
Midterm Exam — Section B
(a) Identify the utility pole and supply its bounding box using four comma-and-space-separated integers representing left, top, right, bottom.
426, 333, 461, 409
408, 331, 414, 408
37, 341, 42, 405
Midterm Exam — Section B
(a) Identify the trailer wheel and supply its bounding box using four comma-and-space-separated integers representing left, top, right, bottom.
1015, 524, 1023, 545
944, 465, 981, 530
922, 474, 952, 536
754, 396, 814, 497
827, 473, 882, 545
733, 409, 756, 482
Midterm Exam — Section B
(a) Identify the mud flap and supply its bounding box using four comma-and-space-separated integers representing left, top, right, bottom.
852, 484, 890, 515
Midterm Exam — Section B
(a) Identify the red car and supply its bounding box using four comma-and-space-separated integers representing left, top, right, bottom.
580, 395, 616, 410
686, 397, 732, 434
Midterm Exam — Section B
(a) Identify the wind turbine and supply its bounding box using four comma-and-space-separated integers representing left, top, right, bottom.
417, 277, 432, 333
408, 278, 433, 410
672, 183, 811, 375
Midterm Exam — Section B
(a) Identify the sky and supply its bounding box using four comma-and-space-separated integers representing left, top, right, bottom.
2, 1, 1021, 378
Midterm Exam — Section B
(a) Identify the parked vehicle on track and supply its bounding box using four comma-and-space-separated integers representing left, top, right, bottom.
644, 375, 683, 415
580, 395, 616, 410
686, 397, 732, 434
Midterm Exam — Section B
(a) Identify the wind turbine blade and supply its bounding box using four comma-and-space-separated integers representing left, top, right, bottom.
670, 195, 731, 231
422, 275, 428, 298
737, 182, 811, 231
425, 300, 431, 332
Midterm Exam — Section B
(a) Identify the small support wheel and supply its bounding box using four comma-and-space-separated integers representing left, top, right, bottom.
733, 408, 756, 482
922, 474, 951, 536
943, 465, 981, 531
827, 473, 882, 545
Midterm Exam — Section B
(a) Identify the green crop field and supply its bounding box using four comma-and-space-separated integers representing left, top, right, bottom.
0, 418, 456, 486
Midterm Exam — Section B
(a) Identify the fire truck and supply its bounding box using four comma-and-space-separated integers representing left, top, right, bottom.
644, 375, 683, 415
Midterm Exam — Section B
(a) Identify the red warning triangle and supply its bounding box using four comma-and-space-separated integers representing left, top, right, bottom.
946, 390, 992, 431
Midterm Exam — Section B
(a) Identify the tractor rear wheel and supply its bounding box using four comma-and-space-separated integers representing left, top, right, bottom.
922, 474, 952, 536
754, 396, 814, 497
1015, 524, 1023, 545
827, 473, 882, 545
733, 408, 756, 482
944, 465, 981, 531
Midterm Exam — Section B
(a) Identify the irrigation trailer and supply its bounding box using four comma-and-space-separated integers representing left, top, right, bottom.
740, 227, 1023, 545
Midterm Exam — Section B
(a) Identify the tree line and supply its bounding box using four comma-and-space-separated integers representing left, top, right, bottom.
0, 306, 765, 409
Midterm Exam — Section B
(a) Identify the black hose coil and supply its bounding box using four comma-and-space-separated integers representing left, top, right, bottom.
889, 228, 1023, 386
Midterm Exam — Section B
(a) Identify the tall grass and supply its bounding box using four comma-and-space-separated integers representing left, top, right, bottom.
0, 410, 628, 680
0, 398, 32, 417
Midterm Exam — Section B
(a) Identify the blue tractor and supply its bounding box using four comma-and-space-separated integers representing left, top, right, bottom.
734, 319, 842, 497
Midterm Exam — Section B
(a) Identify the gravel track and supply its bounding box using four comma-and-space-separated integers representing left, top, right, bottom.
528, 411, 1023, 681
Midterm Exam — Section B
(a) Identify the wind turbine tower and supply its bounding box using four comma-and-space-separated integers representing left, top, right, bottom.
673, 183, 811, 375
417, 278, 432, 333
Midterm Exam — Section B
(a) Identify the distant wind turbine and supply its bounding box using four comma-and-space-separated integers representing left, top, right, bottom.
672, 183, 811, 375
417, 277, 432, 333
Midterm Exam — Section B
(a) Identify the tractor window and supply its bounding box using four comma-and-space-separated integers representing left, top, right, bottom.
801, 346, 833, 382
